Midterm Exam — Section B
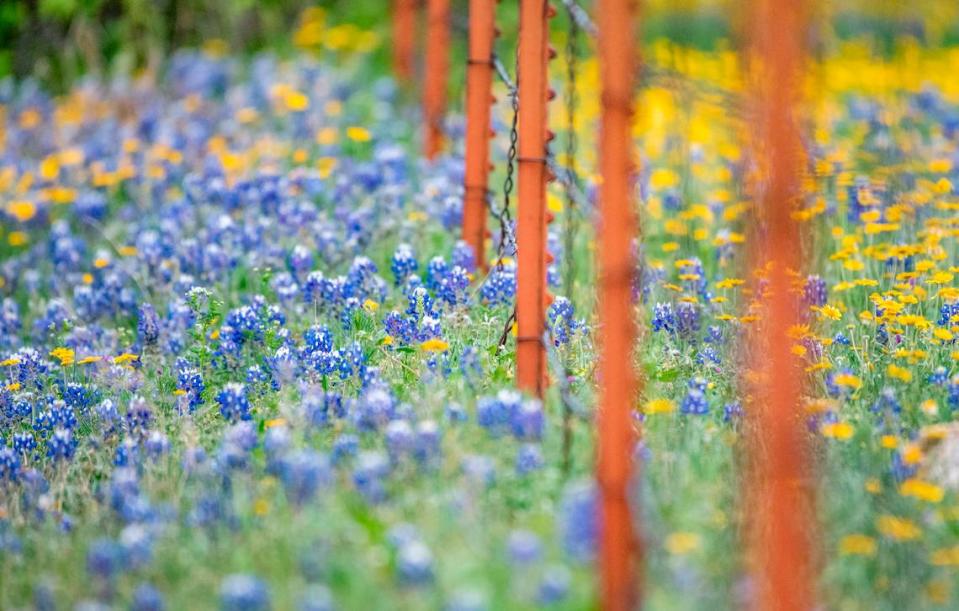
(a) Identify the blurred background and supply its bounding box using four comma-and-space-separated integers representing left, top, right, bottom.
2, 0, 959, 91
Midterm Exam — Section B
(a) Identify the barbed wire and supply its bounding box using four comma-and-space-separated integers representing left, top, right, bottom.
489, 51, 520, 270
559, 0, 597, 38
492, 54, 517, 93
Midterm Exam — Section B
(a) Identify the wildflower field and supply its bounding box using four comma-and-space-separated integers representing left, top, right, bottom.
3, 2, 959, 610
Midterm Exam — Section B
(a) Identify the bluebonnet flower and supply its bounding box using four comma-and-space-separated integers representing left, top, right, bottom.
138, 303, 161, 345
434, 265, 471, 307
47, 428, 77, 461
451, 240, 476, 273
512, 399, 544, 441
115, 438, 141, 468
288, 245, 314, 277
354, 385, 394, 431
332, 433, 359, 465
0, 447, 20, 482
132, 583, 166, 611
13, 432, 36, 455
681, 380, 709, 415
352, 451, 391, 503
246, 364, 274, 389
697, 345, 721, 365
384, 310, 417, 345
62, 382, 95, 413
391, 244, 418, 286
871, 387, 901, 415
507, 530, 542, 565
96, 400, 121, 434
547, 297, 579, 346
126, 396, 154, 440
723, 402, 743, 422
86, 538, 123, 581
446, 402, 468, 424
445, 589, 488, 611
32, 582, 56, 611
414, 420, 442, 465
145, 431, 171, 459
396, 540, 434, 586
263, 426, 291, 471
929, 366, 949, 385
337, 342, 367, 380
516, 444, 544, 475
177, 366, 205, 411
875, 324, 889, 345
459, 346, 483, 387
477, 390, 521, 437
385, 420, 415, 461
891, 450, 918, 482
120, 524, 155, 569
560, 481, 598, 561
803, 275, 828, 307
676, 302, 701, 340
938, 302, 959, 326
218, 383, 251, 422
298, 585, 335, 611
278, 450, 332, 506
651, 302, 675, 333
480, 265, 516, 306
48, 401, 78, 429
537, 566, 571, 604
303, 389, 344, 428
948, 375, 959, 409
704, 325, 723, 344
461, 454, 496, 487
220, 574, 271, 611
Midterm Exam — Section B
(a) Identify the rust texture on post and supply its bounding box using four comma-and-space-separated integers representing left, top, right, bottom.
462, 0, 496, 269
515, 0, 550, 396
596, 0, 640, 609
747, 0, 815, 610
423, 0, 450, 159
392, 0, 418, 83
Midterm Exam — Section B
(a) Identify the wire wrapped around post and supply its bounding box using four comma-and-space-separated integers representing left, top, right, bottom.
596, 0, 640, 609
516, 0, 553, 397
423, 0, 450, 159
392, 0, 418, 83
747, 0, 816, 609
462, 0, 496, 270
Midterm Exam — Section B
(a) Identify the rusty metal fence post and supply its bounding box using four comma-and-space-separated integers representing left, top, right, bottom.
462, 0, 496, 269
392, 0, 418, 83
423, 0, 450, 159
747, 0, 816, 609
596, 0, 640, 609
516, 0, 551, 396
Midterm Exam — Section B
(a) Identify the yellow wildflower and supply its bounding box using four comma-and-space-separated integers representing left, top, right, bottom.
814, 304, 842, 321
664, 532, 700, 555
899, 479, 945, 503
876, 515, 922, 541
644, 398, 676, 415
49, 347, 75, 366
887, 364, 912, 383
839, 534, 877, 556
821, 421, 854, 440
420, 338, 449, 352
346, 126, 372, 142
7, 200, 36, 222
930, 546, 959, 566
